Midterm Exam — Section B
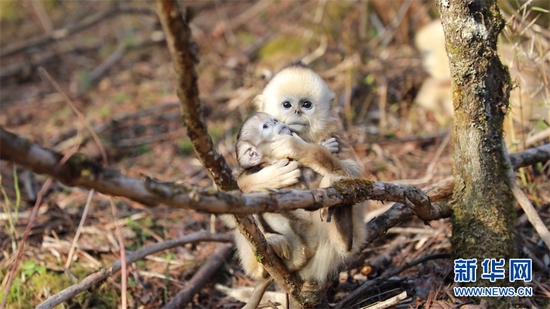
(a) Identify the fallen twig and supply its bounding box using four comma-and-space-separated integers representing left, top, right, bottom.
503, 142, 550, 248
164, 243, 233, 309
360, 290, 407, 309
335, 253, 450, 309
35, 231, 233, 309
65, 190, 94, 269
0, 44, 100, 81
74, 39, 164, 97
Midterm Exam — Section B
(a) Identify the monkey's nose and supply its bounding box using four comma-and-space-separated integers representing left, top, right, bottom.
294, 110, 301, 115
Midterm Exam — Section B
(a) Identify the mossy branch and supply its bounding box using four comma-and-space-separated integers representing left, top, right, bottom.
2, 126, 548, 220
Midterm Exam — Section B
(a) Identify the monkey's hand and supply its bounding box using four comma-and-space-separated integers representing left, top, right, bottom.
319, 137, 339, 153
270, 133, 308, 160
265, 233, 291, 259
237, 159, 301, 192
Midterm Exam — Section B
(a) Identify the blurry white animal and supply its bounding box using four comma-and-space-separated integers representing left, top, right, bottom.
414, 20, 549, 141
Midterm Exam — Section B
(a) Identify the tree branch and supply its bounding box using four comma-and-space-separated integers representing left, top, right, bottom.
0, 127, 426, 215
164, 243, 234, 309
2, 127, 549, 217
154, 0, 302, 304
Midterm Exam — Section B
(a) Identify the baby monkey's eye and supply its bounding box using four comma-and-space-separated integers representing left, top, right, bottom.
302, 101, 313, 109
263, 124, 269, 129
282, 101, 292, 109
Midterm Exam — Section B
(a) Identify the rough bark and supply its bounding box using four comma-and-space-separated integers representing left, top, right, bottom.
437, 0, 517, 306
154, 1, 304, 306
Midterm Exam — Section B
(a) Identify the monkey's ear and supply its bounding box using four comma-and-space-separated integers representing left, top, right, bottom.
237, 141, 263, 168
253, 94, 265, 110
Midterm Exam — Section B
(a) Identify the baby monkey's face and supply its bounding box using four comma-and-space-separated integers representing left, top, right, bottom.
235, 112, 293, 169
259, 116, 291, 142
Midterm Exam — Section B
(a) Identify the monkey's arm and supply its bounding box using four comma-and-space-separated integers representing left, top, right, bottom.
271, 134, 348, 178
302, 131, 366, 253
236, 159, 300, 193
324, 132, 363, 177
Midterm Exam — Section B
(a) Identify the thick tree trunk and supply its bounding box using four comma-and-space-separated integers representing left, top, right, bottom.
437, 0, 517, 306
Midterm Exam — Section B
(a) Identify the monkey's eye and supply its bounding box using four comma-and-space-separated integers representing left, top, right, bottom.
263, 124, 269, 129
282, 101, 292, 109
302, 101, 313, 109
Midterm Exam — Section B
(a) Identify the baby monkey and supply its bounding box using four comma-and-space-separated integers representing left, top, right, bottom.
234, 112, 320, 278
236, 112, 345, 189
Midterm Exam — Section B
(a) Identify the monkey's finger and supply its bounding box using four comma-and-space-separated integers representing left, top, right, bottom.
324, 145, 339, 153
273, 158, 290, 167
279, 169, 301, 187
280, 171, 300, 188
275, 167, 300, 187
265, 233, 291, 259
320, 138, 339, 153
280, 160, 299, 171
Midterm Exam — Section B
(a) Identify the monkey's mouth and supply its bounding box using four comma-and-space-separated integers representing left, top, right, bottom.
279, 126, 292, 135
289, 124, 307, 132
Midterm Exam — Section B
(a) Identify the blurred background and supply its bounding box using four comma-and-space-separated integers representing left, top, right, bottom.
1, 1, 549, 308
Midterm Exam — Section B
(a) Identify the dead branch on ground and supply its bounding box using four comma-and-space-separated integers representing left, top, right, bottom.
164, 243, 233, 309
335, 253, 450, 309
0, 43, 100, 81
503, 142, 550, 248
35, 231, 232, 309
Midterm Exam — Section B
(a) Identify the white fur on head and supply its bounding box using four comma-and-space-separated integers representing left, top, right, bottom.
255, 64, 335, 142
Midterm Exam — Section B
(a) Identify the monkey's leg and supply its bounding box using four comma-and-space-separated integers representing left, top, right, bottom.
242, 278, 274, 309
321, 176, 354, 252
328, 205, 354, 251
331, 205, 353, 251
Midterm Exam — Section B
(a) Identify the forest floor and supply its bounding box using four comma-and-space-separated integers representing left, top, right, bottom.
0, 1, 548, 308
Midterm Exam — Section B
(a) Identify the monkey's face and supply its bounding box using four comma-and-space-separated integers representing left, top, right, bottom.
258, 115, 292, 142
236, 112, 291, 168
278, 97, 315, 134
256, 66, 334, 142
